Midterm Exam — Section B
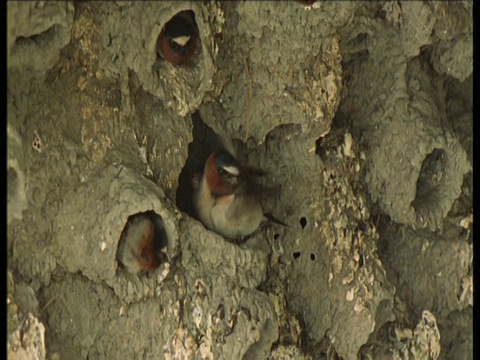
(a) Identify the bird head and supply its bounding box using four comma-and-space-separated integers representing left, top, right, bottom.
158, 11, 197, 64
205, 151, 241, 196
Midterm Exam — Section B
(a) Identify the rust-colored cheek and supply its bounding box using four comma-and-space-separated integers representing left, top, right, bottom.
138, 223, 162, 271
205, 154, 235, 196
157, 30, 196, 65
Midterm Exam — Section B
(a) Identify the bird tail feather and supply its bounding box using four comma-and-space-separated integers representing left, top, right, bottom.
264, 213, 288, 227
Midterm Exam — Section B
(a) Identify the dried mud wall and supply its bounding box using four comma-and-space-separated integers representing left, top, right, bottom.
7, 2, 472, 360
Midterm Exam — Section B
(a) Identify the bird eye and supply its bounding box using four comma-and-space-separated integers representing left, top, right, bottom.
218, 168, 238, 179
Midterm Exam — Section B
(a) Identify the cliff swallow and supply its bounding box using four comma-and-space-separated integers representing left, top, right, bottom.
157, 10, 198, 65
116, 210, 168, 274
193, 151, 286, 241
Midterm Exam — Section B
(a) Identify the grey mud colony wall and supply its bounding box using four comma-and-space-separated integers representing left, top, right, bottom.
7, 2, 472, 360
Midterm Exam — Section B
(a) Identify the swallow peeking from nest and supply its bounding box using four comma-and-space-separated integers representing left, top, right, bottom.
193, 150, 287, 241
116, 210, 168, 274
157, 10, 198, 65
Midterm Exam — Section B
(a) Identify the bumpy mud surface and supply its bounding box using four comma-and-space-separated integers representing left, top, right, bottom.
8, 2, 472, 359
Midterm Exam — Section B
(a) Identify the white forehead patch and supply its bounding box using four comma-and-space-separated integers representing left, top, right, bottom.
172, 35, 190, 47
222, 165, 240, 176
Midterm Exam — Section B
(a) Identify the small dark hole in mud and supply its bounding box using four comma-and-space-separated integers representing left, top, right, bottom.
293, 252, 301, 259
315, 137, 326, 160
412, 148, 447, 210
215, 304, 225, 320
274, 233, 280, 240
310, 253, 316, 261
300, 217, 307, 229
357, 221, 367, 232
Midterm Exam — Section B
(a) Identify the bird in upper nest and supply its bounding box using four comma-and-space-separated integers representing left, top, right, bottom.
157, 10, 198, 65
193, 150, 287, 241
116, 210, 168, 274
